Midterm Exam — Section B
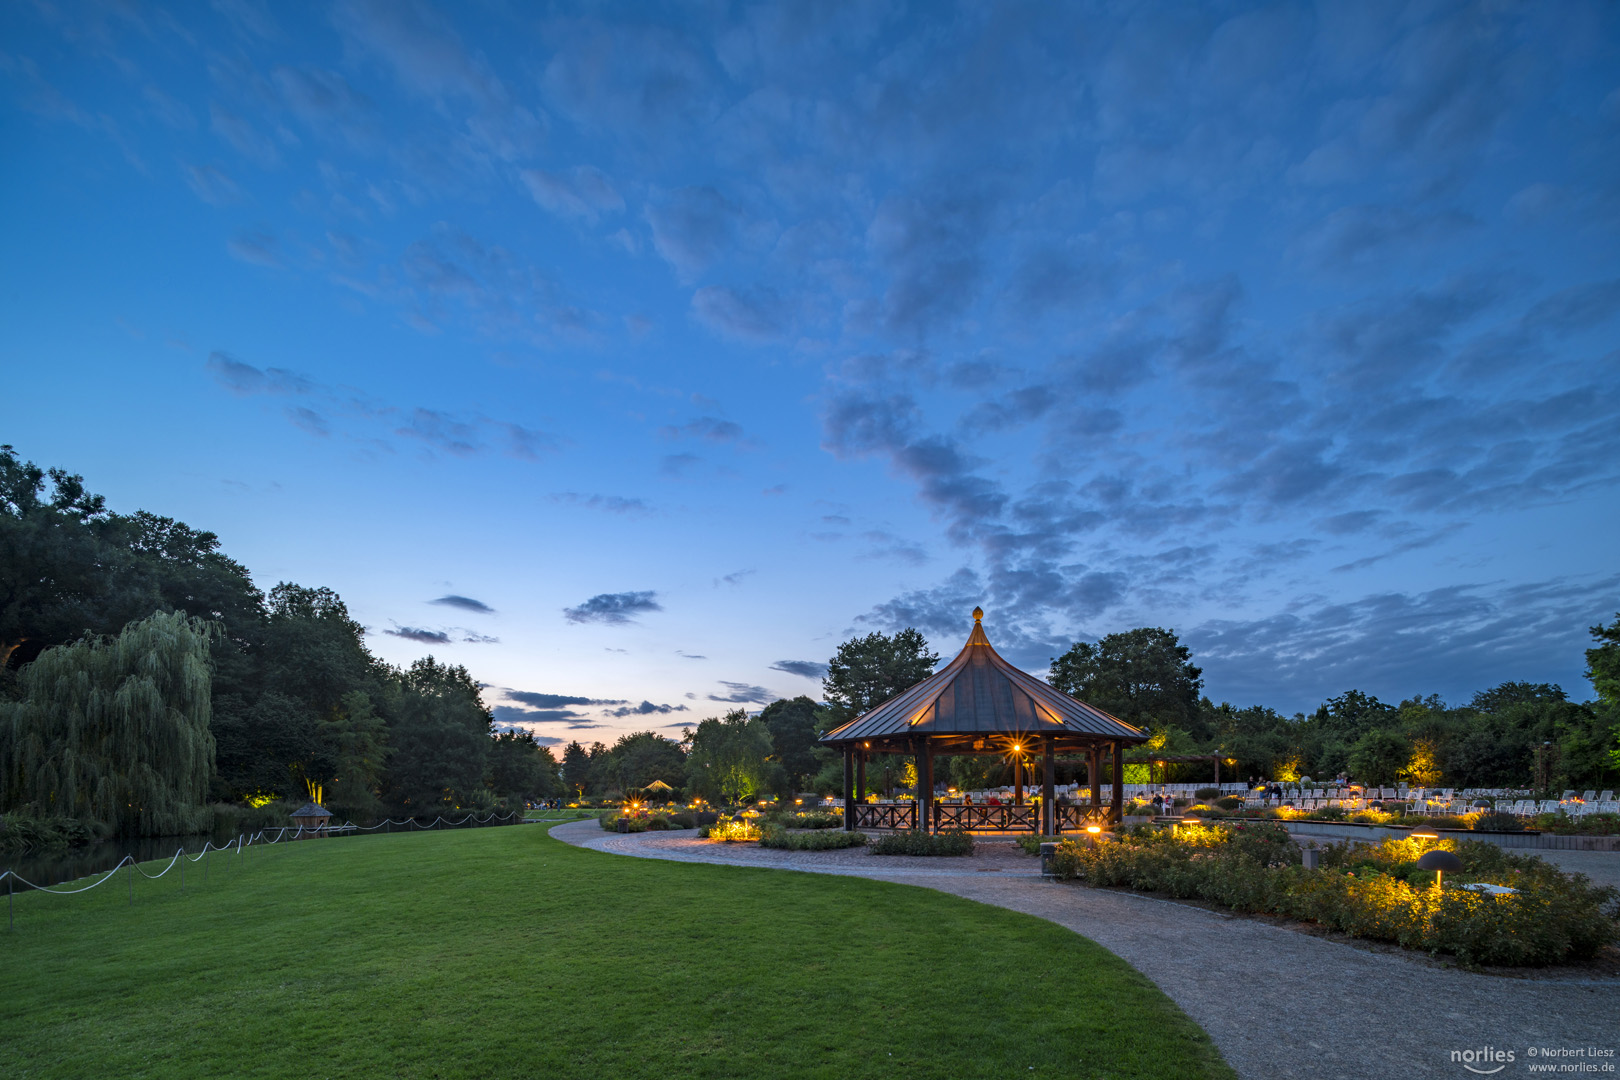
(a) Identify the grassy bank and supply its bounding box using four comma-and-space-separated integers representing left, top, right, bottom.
0, 820, 1231, 1079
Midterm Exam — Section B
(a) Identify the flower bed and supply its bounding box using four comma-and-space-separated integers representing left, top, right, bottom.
1049, 822, 1619, 966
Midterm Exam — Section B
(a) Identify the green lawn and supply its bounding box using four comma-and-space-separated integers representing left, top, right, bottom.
1, 821, 1234, 1080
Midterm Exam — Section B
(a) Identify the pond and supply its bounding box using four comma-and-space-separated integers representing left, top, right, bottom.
2, 832, 226, 890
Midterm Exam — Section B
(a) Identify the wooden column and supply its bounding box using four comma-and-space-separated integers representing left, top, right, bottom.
1089, 745, 1102, 809
923, 742, 935, 834
1110, 740, 1124, 823
1041, 736, 1055, 835
856, 750, 866, 808
842, 746, 855, 831
912, 739, 925, 832
1013, 750, 1024, 806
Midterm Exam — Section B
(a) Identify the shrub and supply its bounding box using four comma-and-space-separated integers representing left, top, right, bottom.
759, 824, 868, 850
1472, 811, 1525, 832
0, 812, 101, 852
1050, 825, 1618, 965
1195, 787, 1222, 800
702, 818, 760, 842
1215, 796, 1244, 810
766, 811, 842, 830
868, 830, 975, 856
1016, 834, 1063, 855
1531, 812, 1620, 836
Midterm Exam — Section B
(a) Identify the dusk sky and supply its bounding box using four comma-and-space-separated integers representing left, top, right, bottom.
4, 1, 1618, 746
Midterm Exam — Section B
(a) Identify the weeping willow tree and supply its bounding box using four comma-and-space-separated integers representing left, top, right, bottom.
0, 610, 215, 835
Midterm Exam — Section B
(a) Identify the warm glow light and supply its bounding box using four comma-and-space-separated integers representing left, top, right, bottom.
1086, 825, 1102, 835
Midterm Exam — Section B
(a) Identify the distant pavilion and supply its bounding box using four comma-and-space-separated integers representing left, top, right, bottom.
819, 608, 1149, 833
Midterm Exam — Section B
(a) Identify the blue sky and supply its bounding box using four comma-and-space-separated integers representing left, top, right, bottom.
3, 1, 1618, 745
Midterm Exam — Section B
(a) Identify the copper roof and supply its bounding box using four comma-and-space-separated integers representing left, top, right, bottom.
819, 609, 1147, 747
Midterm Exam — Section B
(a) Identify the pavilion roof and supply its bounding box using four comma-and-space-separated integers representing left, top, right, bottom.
819, 609, 1147, 748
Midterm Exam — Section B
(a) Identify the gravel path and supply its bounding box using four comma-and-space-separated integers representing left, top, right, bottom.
551, 820, 1620, 1080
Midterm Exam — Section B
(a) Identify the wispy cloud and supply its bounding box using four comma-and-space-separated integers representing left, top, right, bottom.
563, 591, 662, 626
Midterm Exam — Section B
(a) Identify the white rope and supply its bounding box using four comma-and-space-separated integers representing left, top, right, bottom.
2, 809, 523, 901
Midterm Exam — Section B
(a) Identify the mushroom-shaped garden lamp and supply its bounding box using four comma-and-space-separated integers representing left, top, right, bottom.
1415, 848, 1463, 890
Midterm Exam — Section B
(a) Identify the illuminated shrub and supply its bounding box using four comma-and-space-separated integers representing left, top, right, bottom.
1049, 825, 1618, 966
701, 817, 760, 842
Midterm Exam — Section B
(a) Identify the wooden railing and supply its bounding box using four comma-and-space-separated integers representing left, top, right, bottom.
933, 803, 1039, 832
1056, 803, 1111, 830
853, 803, 917, 831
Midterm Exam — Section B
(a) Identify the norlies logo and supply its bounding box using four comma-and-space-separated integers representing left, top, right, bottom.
1453, 1047, 1516, 1074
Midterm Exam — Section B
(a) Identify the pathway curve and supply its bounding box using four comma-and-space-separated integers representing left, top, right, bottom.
551, 820, 1620, 1080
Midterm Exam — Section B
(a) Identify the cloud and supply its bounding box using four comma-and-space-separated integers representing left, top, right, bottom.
203, 353, 560, 460
286, 407, 329, 436
493, 705, 586, 725
605, 701, 690, 718
552, 492, 651, 514
708, 681, 777, 704
227, 230, 282, 268
385, 625, 451, 644
692, 285, 789, 341
646, 186, 744, 281
520, 166, 624, 223
770, 660, 828, 680
661, 453, 701, 476
183, 164, 241, 205
563, 590, 662, 625
1188, 574, 1620, 714
430, 594, 492, 613
659, 417, 749, 444
505, 690, 627, 708
207, 352, 312, 395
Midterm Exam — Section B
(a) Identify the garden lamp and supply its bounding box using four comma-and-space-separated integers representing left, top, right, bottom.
1415, 848, 1462, 889
1410, 824, 1439, 842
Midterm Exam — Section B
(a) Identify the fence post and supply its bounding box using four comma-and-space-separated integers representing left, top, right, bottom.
8, 873, 12, 931
180, 851, 185, 894
127, 861, 133, 906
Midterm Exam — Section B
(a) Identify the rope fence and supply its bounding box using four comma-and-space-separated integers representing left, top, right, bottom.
1, 809, 527, 930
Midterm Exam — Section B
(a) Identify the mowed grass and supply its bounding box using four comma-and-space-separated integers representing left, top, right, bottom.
1, 822, 1234, 1080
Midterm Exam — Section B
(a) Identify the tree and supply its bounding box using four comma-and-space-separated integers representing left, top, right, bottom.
1048, 627, 1202, 730
609, 731, 686, 792
758, 695, 824, 791
321, 690, 389, 817
488, 731, 559, 803
383, 656, 493, 813
561, 740, 591, 797
1347, 728, 1409, 786
685, 709, 774, 804
823, 629, 939, 724
1587, 615, 1620, 710
0, 610, 215, 835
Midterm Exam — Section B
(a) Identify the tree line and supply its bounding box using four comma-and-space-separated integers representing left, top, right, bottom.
0, 446, 559, 837
5, 444, 1615, 837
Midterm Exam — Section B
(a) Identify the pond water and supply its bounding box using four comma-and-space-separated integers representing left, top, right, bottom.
2, 832, 225, 890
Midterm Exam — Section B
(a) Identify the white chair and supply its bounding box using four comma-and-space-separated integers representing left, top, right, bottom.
1601, 791, 1615, 802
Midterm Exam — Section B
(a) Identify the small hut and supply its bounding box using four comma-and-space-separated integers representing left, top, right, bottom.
291, 801, 331, 837
819, 607, 1149, 833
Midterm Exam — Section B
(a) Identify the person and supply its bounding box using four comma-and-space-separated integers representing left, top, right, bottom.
987, 794, 1001, 807
1151, 793, 1164, 813
963, 792, 974, 806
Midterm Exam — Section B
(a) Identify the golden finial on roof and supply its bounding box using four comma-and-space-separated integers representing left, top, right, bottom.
972, 606, 983, 622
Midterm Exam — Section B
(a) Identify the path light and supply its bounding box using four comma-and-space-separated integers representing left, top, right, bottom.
1411, 823, 1439, 842
1416, 849, 1463, 890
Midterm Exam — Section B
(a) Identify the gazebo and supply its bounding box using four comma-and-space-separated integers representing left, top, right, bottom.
819, 608, 1148, 834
